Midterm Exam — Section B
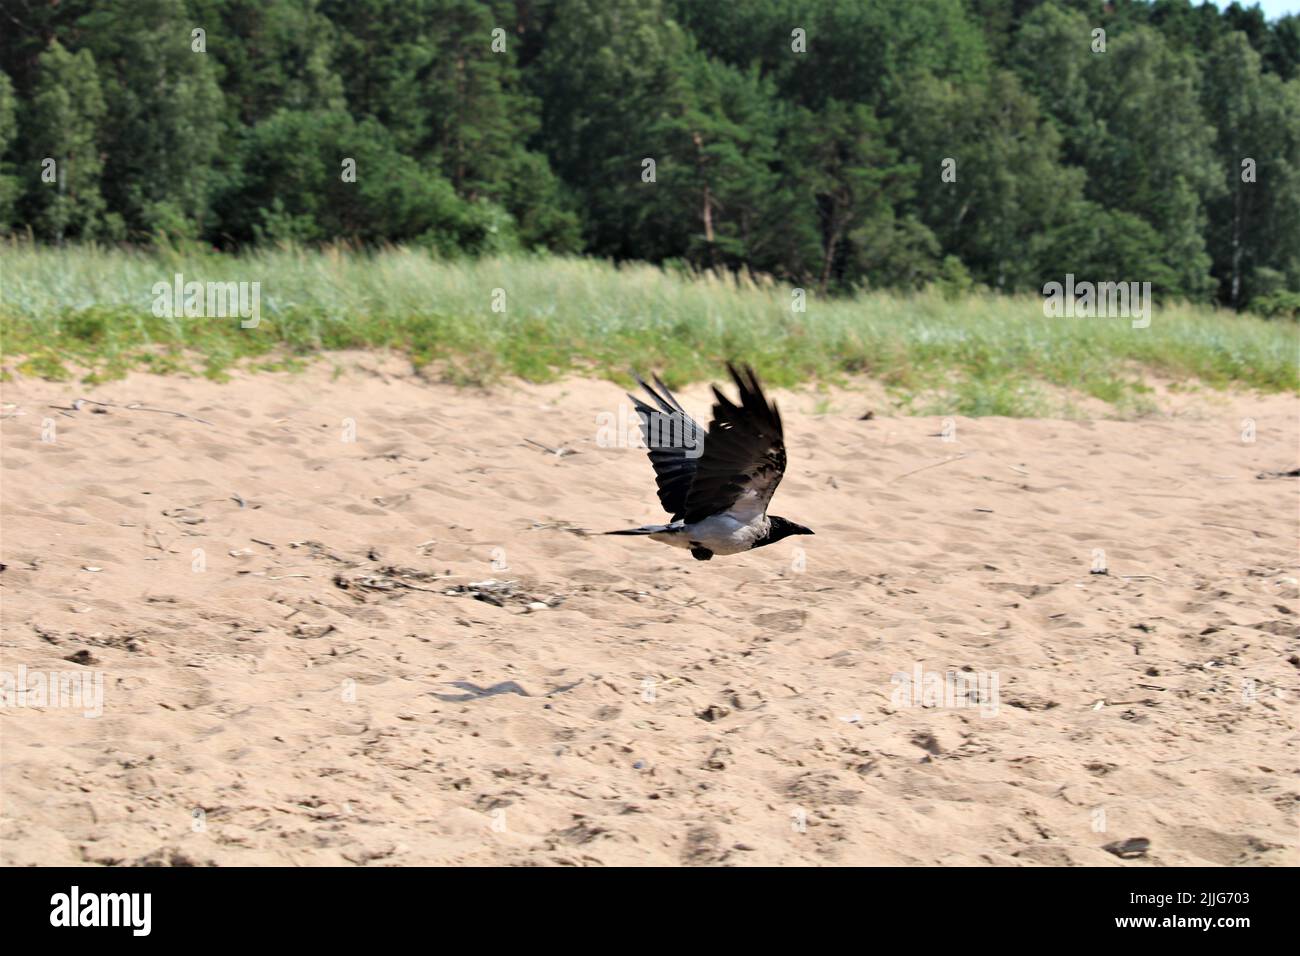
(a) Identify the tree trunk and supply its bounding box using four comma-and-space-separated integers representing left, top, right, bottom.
820, 210, 841, 294
692, 131, 714, 265
1230, 182, 1243, 310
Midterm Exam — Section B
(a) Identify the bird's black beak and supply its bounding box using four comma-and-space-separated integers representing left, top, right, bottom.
799, 525, 815, 535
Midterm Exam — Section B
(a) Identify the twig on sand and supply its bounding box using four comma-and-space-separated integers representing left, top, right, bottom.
1119, 574, 1167, 583
990, 457, 1030, 476
50, 398, 214, 426
1202, 522, 1266, 538
889, 453, 969, 483
528, 520, 589, 537
393, 581, 443, 593
523, 438, 577, 457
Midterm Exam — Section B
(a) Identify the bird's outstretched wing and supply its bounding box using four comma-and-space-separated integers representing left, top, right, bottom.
681, 364, 786, 524
627, 373, 708, 520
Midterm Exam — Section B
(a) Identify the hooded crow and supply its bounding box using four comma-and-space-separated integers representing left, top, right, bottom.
606, 363, 813, 561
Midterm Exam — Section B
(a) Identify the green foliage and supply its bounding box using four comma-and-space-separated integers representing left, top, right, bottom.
75, 0, 226, 240
215, 109, 508, 251
898, 69, 1085, 292
0, 0, 1296, 311
1249, 289, 1300, 320
1013, 6, 1223, 298
1201, 30, 1300, 307
24, 41, 108, 241
0, 70, 19, 231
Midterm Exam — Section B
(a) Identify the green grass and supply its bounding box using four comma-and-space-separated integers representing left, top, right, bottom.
2, 241, 1296, 416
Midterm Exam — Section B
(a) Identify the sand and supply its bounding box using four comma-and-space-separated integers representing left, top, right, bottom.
1, 356, 1297, 866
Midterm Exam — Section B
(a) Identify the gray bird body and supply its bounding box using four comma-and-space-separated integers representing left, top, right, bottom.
616, 512, 771, 556
606, 364, 813, 561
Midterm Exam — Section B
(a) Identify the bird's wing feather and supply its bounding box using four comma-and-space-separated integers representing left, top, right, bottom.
682, 364, 786, 524
628, 373, 707, 520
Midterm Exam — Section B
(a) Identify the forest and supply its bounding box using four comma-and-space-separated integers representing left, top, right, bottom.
1, 0, 1298, 315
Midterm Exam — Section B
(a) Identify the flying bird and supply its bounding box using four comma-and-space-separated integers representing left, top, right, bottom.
606, 363, 813, 561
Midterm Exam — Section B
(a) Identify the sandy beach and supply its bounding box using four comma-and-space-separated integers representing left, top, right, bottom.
1, 358, 1297, 866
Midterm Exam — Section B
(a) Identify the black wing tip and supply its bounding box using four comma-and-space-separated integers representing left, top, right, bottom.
726, 361, 765, 399
629, 368, 685, 417
722, 361, 779, 427
655, 375, 689, 415
628, 367, 657, 395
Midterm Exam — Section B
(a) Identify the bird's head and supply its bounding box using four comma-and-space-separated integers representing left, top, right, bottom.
764, 516, 815, 544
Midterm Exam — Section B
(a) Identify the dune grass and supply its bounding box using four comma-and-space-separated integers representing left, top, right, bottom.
1, 241, 1296, 416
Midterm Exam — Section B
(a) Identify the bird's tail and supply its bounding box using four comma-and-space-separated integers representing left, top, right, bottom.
604, 524, 669, 536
